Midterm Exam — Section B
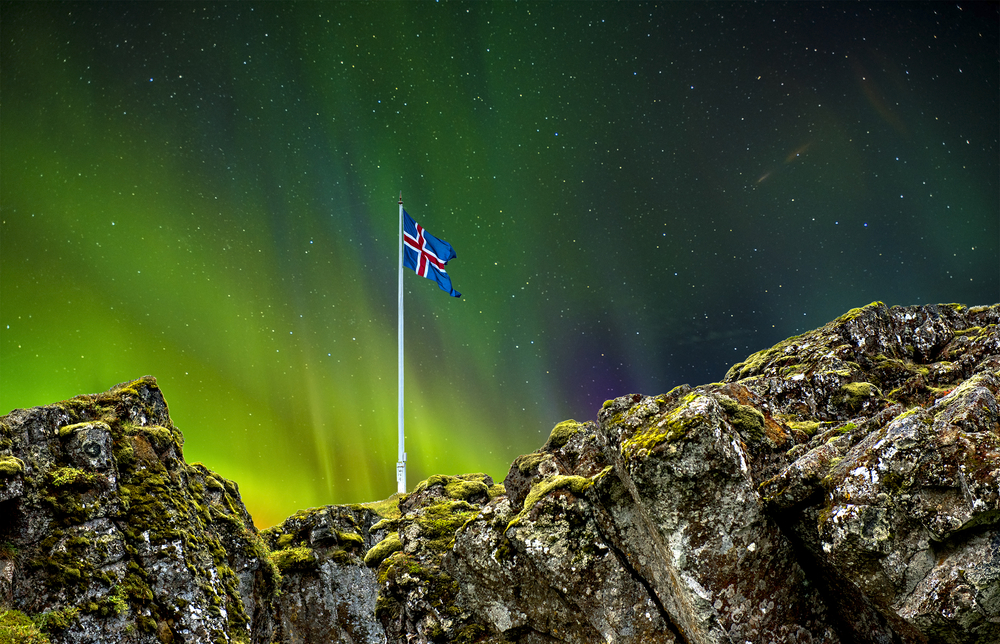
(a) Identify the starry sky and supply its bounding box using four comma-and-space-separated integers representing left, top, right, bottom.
2, 1, 997, 527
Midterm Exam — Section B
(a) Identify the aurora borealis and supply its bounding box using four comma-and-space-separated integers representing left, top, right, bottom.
2, 1, 997, 527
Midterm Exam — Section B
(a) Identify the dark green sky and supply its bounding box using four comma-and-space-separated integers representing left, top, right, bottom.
2, 1, 997, 526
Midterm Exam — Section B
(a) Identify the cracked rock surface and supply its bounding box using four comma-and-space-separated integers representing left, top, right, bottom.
2, 302, 997, 643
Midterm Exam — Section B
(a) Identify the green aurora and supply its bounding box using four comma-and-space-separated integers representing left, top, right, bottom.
2, 1, 997, 526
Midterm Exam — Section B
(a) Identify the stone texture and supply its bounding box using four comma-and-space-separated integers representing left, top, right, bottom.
2, 302, 997, 644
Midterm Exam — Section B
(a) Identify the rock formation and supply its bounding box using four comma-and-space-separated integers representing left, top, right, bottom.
1, 301, 997, 643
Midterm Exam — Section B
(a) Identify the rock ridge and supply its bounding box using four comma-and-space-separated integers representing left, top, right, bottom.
1, 301, 997, 643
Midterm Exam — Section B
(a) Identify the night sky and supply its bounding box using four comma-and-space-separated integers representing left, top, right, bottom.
2, 1, 997, 527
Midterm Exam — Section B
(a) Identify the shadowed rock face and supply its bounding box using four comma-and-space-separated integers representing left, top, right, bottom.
2, 302, 997, 644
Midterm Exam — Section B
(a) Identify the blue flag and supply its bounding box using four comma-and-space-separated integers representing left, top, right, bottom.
402, 210, 461, 297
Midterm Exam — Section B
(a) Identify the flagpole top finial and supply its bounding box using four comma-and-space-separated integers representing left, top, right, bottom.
399, 191, 403, 205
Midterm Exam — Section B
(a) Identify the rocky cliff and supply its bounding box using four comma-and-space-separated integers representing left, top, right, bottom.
1, 301, 997, 644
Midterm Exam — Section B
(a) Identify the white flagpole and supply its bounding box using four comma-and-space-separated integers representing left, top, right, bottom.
397, 191, 407, 494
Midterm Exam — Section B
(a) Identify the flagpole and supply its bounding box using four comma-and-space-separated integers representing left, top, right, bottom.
397, 191, 406, 494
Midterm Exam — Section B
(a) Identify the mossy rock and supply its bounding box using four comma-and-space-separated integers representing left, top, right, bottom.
411, 473, 492, 504
0, 455, 24, 478
719, 397, 766, 441
359, 494, 403, 519
336, 531, 365, 550
47, 467, 95, 489
269, 546, 317, 572
506, 474, 595, 532
543, 420, 584, 450
444, 478, 489, 502
522, 475, 592, 512
364, 533, 402, 568
415, 500, 480, 552
836, 381, 882, 412
622, 394, 705, 458
35, 606, 81, 634
513, 452, 552, 475
0, 609, 50, 644
785, 420, 822, 437
835, 301, 885, 323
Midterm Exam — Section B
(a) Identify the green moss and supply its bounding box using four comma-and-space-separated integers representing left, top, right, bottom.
726, 338, 802, 380
364, 533, 402, 568
443, 478, 489, 502
40, 467, 104, 524
270, 546, 316, 572
337, 531, 365, 550
487, 483, 505, 499
514, 452, 551, 475
622, 394, 704, 457
137, 615, 158, 635
30, 606, 79, 635
87, 585, 128, 618
786, 420, 822, 437
719, 397, 765, 441
0, 609, 50, 644
0, 456, 23, 477
31, 547, 87, 589
544, 420, 584, 450
359, 494, 402, 519
837, 422, 857, 435
778, 364, 809, 378
412, 474, 450, 495
837, 301, 884, 322
881, 470, 908, 494
113, 437, 136, 470
505, 475, 594, 533
411, 473, 492, 504
58, 423, 84, 438
837, 381, 881, 412
416, 501, 479, 552
522, 475, 592, 512
242, 530, 280, 600
953, 325, 983, 337
48, 467, 95, 489
204, 476, 226, 493
275, 533, 295, 549
369, 517, 400, 534
327, 549, 354, 565
453, 623, 488, 643
140, 425, 181, 453
120, 469, 185, 542
122, 570, 155, 603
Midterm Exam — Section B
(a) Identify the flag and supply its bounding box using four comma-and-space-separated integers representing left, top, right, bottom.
402, 210, 461, 297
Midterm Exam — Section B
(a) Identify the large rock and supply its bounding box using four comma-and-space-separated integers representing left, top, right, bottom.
1, 302, 997, 643
0, 377, 282, 644
446, 302, 999, 643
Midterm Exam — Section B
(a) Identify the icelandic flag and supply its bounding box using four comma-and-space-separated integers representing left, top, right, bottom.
403, 210, 461, 297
